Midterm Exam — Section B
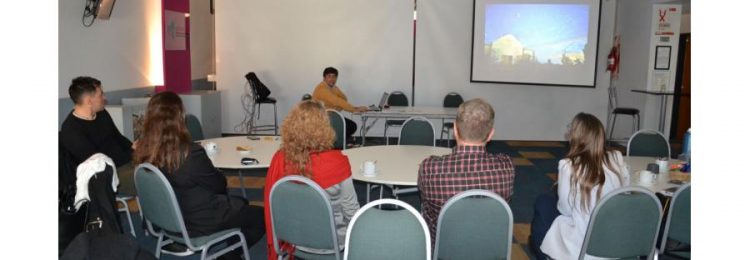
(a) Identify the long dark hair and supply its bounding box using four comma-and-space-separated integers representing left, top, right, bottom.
566, 113, 622, 212
133, 91, 192, 173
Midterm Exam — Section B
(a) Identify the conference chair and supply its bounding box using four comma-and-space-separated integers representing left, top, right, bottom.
328, 109, 347, 150
659, 184, 691, 258
245, 72, 279, 135
344, 199, 431, 260
398, 116, 436, 146
627, 129, 671, 158
439, 92, 463, 147
134, 163, 250, 260
270, 175, 341, 260
434, 189, 513, 260
579, 186, 662, 260
383, 91, 409, 145
607, 86, 640, 142
185, 114, 204, 141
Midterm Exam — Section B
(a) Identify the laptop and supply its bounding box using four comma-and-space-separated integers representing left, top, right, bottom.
367, 92, 389, 111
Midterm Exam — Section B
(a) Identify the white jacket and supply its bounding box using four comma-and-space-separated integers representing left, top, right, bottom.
74, 153, 119, 211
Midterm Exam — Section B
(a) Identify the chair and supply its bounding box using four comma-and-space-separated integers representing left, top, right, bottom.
627, 129, 671, 158
434, 189, 513, 260
270, 175, 341, 260
383, 91, 409, 145
115, 194, 137, 237
185, 114, 205, 141
579, 186, 662, 260
245, 72, 279, 135
328, 109, 347, 150
439, 92, 463, 147
344, 199, 431, 260
607, 86, 640, 142
134, 163, 250, 259
660, 184, 690, 258
399, 116, 436, 146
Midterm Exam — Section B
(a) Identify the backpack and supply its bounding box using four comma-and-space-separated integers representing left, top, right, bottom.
245, 72, 272, 100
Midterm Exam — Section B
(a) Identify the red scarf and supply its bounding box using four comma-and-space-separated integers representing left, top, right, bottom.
263, 150, 352, 259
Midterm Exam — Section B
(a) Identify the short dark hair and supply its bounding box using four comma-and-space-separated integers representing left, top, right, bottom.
69, 76, 102, 105
323, 67, 338, 77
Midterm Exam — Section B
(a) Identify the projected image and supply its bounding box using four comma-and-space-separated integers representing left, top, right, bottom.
485, 4, 589, 66
471, 0, 599, 87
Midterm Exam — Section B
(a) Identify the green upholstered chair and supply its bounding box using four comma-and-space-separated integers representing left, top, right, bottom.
627, 129, 671, 158
579, 186, 663, 260
345, 199, 430, 260
184, 114, 204, 141
398, 116, 436, 147
660, 184, 691, 258
439, 92, 463, 147
134, 163, 249, 260
270, 175, 341, 260
434, 189, 513, 260
327, 109, 347, 150
383, 91, 409, 145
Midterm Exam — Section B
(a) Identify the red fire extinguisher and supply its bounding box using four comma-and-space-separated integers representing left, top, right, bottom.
607, 36, 620, 79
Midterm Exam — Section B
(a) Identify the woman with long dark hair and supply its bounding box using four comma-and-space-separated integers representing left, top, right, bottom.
530, 112, 629, 259
134, 91, 264, 259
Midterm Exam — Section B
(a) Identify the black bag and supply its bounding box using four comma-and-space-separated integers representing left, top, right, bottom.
245, 72, 271, 100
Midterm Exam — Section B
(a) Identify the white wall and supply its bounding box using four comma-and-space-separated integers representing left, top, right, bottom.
189, 0, 214, 80
414, 0, 617, 141
58, 0, 162, 97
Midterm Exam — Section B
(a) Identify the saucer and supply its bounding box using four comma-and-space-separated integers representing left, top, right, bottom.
360, 169, 379, 177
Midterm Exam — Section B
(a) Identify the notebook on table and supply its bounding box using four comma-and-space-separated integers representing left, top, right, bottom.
366, 92, 389, 111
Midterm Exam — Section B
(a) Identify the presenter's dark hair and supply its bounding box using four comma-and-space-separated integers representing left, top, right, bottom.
323, 67, 338, 77
69, 76, 102, 105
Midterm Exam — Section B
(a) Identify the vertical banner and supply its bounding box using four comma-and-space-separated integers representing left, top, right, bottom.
161, 0, 192, 93
647, 4, 681, 92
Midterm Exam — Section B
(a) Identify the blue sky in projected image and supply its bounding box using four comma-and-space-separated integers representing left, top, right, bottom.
485, 4, 589, 63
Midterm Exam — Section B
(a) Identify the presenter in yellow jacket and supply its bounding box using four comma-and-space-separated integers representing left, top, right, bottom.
312, 67, 368, 145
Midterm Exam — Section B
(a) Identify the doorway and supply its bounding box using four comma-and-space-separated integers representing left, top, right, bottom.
669, 33, 691, 144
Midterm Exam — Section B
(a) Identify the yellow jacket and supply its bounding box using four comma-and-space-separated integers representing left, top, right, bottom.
312, 81, 356, 112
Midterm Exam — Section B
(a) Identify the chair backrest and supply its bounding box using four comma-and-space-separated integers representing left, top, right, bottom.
244, 72, 271, 100
345, 199, 430, 260
627, 129, 670, 158
134, 163, 196, 248
579, 186, 663, 260
660, 184, 691, 253
270, 175, 340, 259
185, 114, 205, 141
442, 92, 464, 108
399, 116, 436, 146
327, 109, 347, 150
434, 190, 513, 260
387, 91, 409, 106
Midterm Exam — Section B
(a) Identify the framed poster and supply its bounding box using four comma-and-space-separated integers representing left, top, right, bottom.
654, 45, 671, 70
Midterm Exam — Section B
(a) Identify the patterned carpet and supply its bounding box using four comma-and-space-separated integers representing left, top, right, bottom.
119, 138, 576, 259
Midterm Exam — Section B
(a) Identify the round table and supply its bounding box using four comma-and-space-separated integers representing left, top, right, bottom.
624, 156, 690, 193
343, 145, 452, 186
198, 135, 281, 197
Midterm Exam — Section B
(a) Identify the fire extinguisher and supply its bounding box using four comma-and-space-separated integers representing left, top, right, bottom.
606, 46, 618, 72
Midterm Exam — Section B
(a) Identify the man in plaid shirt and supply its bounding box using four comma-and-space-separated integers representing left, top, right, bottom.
418, 98, 515, 244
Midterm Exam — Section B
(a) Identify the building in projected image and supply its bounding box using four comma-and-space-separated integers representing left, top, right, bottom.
486, 34, 535, 65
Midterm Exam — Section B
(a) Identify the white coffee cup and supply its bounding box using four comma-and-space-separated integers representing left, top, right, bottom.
639, 170, 657, 185
361, 161, 377, 177
203, 142, 218, 154
656, 158, 669, 173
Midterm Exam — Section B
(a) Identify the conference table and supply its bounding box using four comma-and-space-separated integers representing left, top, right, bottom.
355, 106, 458, 145
198, 135, 281, 197
343, 145, 452, 201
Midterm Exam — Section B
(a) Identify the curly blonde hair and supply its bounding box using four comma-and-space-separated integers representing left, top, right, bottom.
280, 101, 335, 177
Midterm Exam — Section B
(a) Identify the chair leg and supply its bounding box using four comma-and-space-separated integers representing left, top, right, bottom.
384, 124, 389, 145
116, 198, 136, 237
257, 103, 261, 120
608, 114, 617, 142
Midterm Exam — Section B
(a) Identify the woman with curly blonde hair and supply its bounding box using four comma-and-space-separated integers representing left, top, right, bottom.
263, 101, 360, 259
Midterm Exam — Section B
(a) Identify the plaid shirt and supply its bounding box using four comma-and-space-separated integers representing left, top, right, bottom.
418, 145, 515, 241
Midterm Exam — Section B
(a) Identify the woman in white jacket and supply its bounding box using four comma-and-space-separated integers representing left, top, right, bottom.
530, 113, 629, 259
